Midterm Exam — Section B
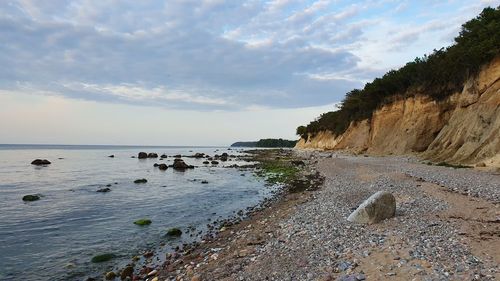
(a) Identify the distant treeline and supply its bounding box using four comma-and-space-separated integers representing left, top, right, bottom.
231, 138, 297, 148
297, 6, 500, 140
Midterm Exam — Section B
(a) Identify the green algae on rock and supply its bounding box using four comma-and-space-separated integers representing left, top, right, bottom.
134, 219, 152, 226
166, 228, 182, 236
91, 253, 115, 263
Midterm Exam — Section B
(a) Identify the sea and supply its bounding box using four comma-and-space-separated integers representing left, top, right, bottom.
0, 144, 276, 281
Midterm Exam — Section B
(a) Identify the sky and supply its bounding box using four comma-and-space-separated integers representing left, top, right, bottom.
0, 0, 498, 145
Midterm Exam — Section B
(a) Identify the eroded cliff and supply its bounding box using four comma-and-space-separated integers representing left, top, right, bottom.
296, 57, 500, 167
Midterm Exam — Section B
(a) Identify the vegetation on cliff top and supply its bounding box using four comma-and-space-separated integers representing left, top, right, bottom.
297, 6, 500, 140
231, 138, 297, 148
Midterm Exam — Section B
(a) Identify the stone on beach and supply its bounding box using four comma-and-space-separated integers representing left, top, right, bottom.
158, 163, 168, 170
138, 152, 148, 159
120, 265, 134, 280
105, 271, 116, 280
347, 191, 396, 224
31, 159, 51, 165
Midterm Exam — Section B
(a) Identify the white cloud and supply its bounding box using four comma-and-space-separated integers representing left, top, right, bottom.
0, 0, 497, 112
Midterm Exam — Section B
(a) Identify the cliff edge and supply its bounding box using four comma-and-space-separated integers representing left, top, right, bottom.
296, 56, 500, 167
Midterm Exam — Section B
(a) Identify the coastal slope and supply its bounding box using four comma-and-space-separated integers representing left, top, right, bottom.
296, 56, 500, 167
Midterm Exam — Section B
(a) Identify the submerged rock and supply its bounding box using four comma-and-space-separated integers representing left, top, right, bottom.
203, 161, 210, 164
166, 228, 182, 237
22, 194, 40, 201
96, 188, 111, 193
148, 153, 158, 158
134, 178, 148, 184
108, 155, 114, 158
91, 253, 115, 263
347, 191, 396, 224
211, 160, 219, 165
138, 152, 148, 159
31, 159, 51, 165
158, 163, 168, 170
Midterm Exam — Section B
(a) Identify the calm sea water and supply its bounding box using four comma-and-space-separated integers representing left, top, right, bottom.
0, 145, 274, 281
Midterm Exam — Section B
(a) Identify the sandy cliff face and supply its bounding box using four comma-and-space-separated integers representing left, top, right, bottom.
297, 57, 500, 167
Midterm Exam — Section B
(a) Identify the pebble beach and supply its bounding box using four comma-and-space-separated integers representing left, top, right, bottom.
155, 150, 499, 281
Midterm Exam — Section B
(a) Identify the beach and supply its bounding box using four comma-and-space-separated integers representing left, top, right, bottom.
155, 150, 499, 281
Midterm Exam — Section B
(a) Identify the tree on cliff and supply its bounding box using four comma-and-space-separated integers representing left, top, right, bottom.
298, 6, 500, 139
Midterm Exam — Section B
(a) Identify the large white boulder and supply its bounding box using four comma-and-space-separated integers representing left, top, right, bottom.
347, 191, 396, 224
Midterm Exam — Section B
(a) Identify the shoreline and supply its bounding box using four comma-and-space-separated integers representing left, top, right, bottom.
87, 149, 499, 281
91, 149, 321, 281
156, 149, 323, 281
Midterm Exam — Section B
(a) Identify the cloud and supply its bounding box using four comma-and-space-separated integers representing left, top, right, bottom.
0, 0, 498, 110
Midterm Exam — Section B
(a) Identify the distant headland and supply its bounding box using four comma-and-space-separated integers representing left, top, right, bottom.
231, 138, 297, 148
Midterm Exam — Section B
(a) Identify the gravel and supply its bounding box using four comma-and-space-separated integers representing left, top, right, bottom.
228, 152, 500, 281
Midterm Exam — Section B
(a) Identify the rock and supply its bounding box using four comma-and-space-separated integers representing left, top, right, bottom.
134, 219, 152, 226
347, 191, 396, 224
22, 194, 40, 201
108, 155, 115, 158
31, 159, 51, 165
160, 154, 168, 158
97, 188, 111, 193
173, 159, 193, 170
153, 163, 159, 167
138, 152, 148, 159
120, 265, 134, 280
201, 180, 208, 184
211, 161, 219, 165
91, 253, 115, 263
143, 251, 154, 258
193, 153, 205, 158
134, 178, 147, 184
147, 153, 158, 158
203, 161, 209, 164
158, 163, 168, 170
147, 270, 158, 277
105, 271, 116, 280
167, 228, 182, 237
191, 274, 202, 281
291, 160, 305, 166
476, 162, 486, 167
173, 154, 182, 158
